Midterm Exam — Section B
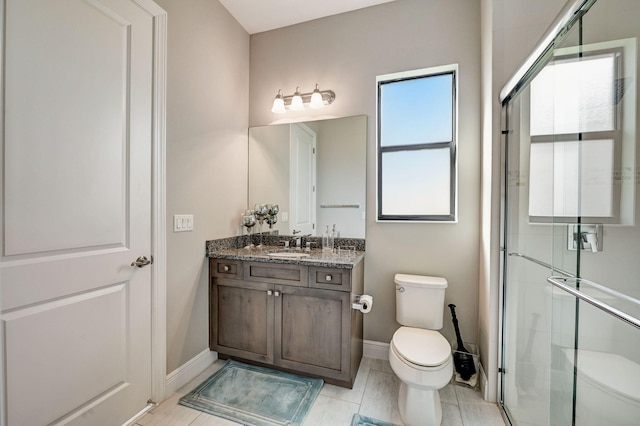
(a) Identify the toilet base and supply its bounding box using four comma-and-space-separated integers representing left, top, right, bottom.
398, 382, 443, 426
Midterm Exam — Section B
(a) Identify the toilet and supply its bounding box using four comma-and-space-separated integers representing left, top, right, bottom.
389, 274, 453, 426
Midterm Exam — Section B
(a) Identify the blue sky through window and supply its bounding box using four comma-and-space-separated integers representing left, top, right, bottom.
380, 73, 453, 146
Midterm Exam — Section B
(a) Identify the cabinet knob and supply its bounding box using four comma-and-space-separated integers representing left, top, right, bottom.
274, 291, 280, 297
267, 290, 273, 296
325, 274, 332, 281
223, 265, 230, 272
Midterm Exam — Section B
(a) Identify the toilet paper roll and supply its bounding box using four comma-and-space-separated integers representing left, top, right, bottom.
358, 295, 373, 314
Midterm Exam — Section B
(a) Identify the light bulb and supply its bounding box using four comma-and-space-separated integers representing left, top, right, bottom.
290, 87, 304, 111
310, 84, 324, 109
271, 90, 286, 113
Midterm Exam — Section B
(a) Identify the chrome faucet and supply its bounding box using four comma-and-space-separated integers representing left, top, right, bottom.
291, 234, 312, 248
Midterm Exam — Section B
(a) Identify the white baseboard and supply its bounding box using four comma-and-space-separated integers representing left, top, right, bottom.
363, 340, 389, 360
165, 349, 218, 395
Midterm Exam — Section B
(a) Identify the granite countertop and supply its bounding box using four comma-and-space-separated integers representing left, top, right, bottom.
208, 246, 364, 269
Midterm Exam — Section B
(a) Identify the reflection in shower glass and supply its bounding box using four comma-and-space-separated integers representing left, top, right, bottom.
530, 54, 616, 136
529, 139, 614, 217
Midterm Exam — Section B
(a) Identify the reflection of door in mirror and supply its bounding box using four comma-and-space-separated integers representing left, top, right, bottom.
290, 124, 317, 235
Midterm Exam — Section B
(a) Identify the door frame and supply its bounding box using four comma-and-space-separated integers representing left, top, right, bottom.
139, 0, 168, 405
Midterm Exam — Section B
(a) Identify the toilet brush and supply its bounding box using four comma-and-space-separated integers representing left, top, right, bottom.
448, 304, 476, 381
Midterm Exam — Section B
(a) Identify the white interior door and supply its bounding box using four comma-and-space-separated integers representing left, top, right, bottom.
289, 124, 317, 235
1, 0, 156, 424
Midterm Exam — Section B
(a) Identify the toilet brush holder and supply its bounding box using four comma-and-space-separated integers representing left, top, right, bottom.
451, 341, 479, 389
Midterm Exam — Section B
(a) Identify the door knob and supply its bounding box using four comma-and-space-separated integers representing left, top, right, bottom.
131, 255, 153, 268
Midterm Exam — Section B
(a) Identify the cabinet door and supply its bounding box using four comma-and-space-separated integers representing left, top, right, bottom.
275, 285, 351, 380
212, 278, 274, 364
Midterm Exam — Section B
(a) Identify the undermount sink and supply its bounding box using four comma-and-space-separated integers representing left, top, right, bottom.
267, 252, 310, 258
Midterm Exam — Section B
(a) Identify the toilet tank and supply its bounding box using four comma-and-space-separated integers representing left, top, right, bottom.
394, 274, 448, 329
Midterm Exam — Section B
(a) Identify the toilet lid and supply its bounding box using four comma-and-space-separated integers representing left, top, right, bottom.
564, 348, 640, 402
393, 327, 451, 367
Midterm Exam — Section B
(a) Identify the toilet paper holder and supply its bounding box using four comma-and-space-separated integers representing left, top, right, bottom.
352, 294, 373, 312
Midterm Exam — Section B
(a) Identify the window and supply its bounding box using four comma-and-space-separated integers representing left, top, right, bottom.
377, 65, 457, 221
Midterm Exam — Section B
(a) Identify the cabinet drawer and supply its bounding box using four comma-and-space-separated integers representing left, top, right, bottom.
210, 259, 241, 278
309, 267, 351, 291
244, 262, 308, 287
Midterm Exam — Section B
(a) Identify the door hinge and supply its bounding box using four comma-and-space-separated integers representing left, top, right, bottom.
498, 367, 506, 373
313, 147, 316, 154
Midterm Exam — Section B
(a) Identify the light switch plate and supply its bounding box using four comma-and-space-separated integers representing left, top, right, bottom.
174, 214, 194, 232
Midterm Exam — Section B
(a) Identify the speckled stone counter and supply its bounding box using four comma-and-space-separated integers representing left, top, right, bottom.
206, 235, 365, 268
208, 246, 364, 268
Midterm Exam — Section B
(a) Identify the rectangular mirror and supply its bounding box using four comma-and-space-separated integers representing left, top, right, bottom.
248, 115, 366, 238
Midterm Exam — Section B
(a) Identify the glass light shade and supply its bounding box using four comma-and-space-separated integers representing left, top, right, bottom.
290, 94, 304, 111
271, 96, 286, 114
310, 90, 324, 109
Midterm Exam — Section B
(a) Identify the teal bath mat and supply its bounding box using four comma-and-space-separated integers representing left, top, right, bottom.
179, 359, 323, 426
351, 414, 401, 426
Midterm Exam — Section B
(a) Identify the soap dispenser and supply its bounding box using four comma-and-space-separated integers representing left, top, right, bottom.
322, 225, 334, 253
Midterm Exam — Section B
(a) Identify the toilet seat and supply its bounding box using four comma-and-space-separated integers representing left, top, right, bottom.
392, 327, 451, 368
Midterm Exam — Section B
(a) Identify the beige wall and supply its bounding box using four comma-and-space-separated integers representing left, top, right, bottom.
155, 0, 250, 373
250, 0, 481, 348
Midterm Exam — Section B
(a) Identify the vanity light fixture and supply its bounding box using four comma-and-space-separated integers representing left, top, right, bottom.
271, 84, 336, 113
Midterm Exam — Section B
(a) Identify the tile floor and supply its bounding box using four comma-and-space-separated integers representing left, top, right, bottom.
136, 357, 506, 426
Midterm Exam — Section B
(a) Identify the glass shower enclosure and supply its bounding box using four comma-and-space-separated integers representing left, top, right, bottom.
500, 0, 640, 424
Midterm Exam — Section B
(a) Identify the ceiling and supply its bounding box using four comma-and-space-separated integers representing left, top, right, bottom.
218, 0, 396, 35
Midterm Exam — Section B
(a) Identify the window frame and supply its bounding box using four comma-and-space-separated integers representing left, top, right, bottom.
376, 65, 458, 222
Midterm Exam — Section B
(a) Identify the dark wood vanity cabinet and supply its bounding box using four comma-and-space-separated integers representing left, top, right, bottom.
213, 277, 274, 363
209, 257, 364, 388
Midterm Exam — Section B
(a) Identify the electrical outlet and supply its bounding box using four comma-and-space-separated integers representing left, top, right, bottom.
174, 214, 194, 232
